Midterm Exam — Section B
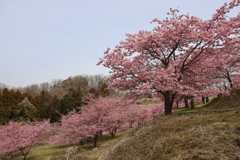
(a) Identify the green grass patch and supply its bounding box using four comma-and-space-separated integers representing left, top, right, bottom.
13, 143, 71, 160
12, 130, 128, 160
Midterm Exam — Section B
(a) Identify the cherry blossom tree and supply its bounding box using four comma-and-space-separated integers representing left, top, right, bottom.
50, 97, 133, 147
149, 103, 165, 118
49, 112, 93, 145
98, 0, 240, 115
121, 104, 151, 128
123, 104, 140, 128
79, 97, 126, 143
215, 53, 240, 88
49, 96, 168, 149
0, 121, 50, 160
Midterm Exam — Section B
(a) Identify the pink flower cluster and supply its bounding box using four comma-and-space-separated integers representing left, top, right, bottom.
0, 121, 50, 158
49, 97, 164, 145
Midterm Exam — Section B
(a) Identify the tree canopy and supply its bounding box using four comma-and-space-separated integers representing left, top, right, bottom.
98, 0, 240, 115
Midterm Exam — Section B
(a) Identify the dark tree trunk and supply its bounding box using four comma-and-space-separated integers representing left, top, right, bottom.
190, 97, 194, 109
21, 149, 30, 160
110, 127, 117, 138
226, 73, 233, 88
93, 134, 98, 148
129, 121, 133, 128
176, 101, 179, 108
99, 130, 103, 137
110, 130, 116, 138
110, 132, 114, 138
184, 97, 189, 108
206, 97, 209, 103
164, 91, 175, 115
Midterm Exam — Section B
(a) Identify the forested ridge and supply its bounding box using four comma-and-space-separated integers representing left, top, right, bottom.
0, 74, 111, 124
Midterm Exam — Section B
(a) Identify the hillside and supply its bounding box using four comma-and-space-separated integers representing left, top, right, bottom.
97, 90, 240, 160
10, 90, 240, 160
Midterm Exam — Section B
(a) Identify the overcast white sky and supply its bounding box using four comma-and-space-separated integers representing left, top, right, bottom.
0, 0, 239, 87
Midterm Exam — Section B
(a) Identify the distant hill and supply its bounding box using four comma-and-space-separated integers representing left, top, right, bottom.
98, 89, 240, 160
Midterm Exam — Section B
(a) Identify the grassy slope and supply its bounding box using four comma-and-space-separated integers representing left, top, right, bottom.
12, 130, 128, 160
99, 90, 240, 160
13, 144, 72, 160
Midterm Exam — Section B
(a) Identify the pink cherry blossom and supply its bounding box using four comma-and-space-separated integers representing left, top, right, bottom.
97, 0, 240, 115
0, 121, 50, 159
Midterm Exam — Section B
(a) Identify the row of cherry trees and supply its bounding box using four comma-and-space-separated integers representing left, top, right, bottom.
98, 0, 240, 115
49, 96, 164, 148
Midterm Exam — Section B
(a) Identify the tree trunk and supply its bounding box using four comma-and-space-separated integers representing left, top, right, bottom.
176, 101, 179, 108
206, 97, 209, 103
99, 130, 103, 137
93, 134, 98, 148
21, 149, 29, 160
110, 132, 114, 138
190, 98, 194, 109
226, 73, 233, 88
129, 121, 133, 128
184, 97, 189, 108
164, 91, 175, 115
111, 129, 117, 138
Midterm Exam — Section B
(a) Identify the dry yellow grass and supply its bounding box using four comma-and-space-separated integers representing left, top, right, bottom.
98, 89, 240, 160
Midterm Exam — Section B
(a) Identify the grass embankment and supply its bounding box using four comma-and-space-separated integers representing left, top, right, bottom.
99, 90, 240, 160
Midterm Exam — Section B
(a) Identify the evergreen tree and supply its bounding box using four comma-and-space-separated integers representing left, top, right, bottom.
98, 83, 110, 97
48, 95, 61, 123
32, 90, 51, 120
59, 86, 84, 115
10, 97, 37, 122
